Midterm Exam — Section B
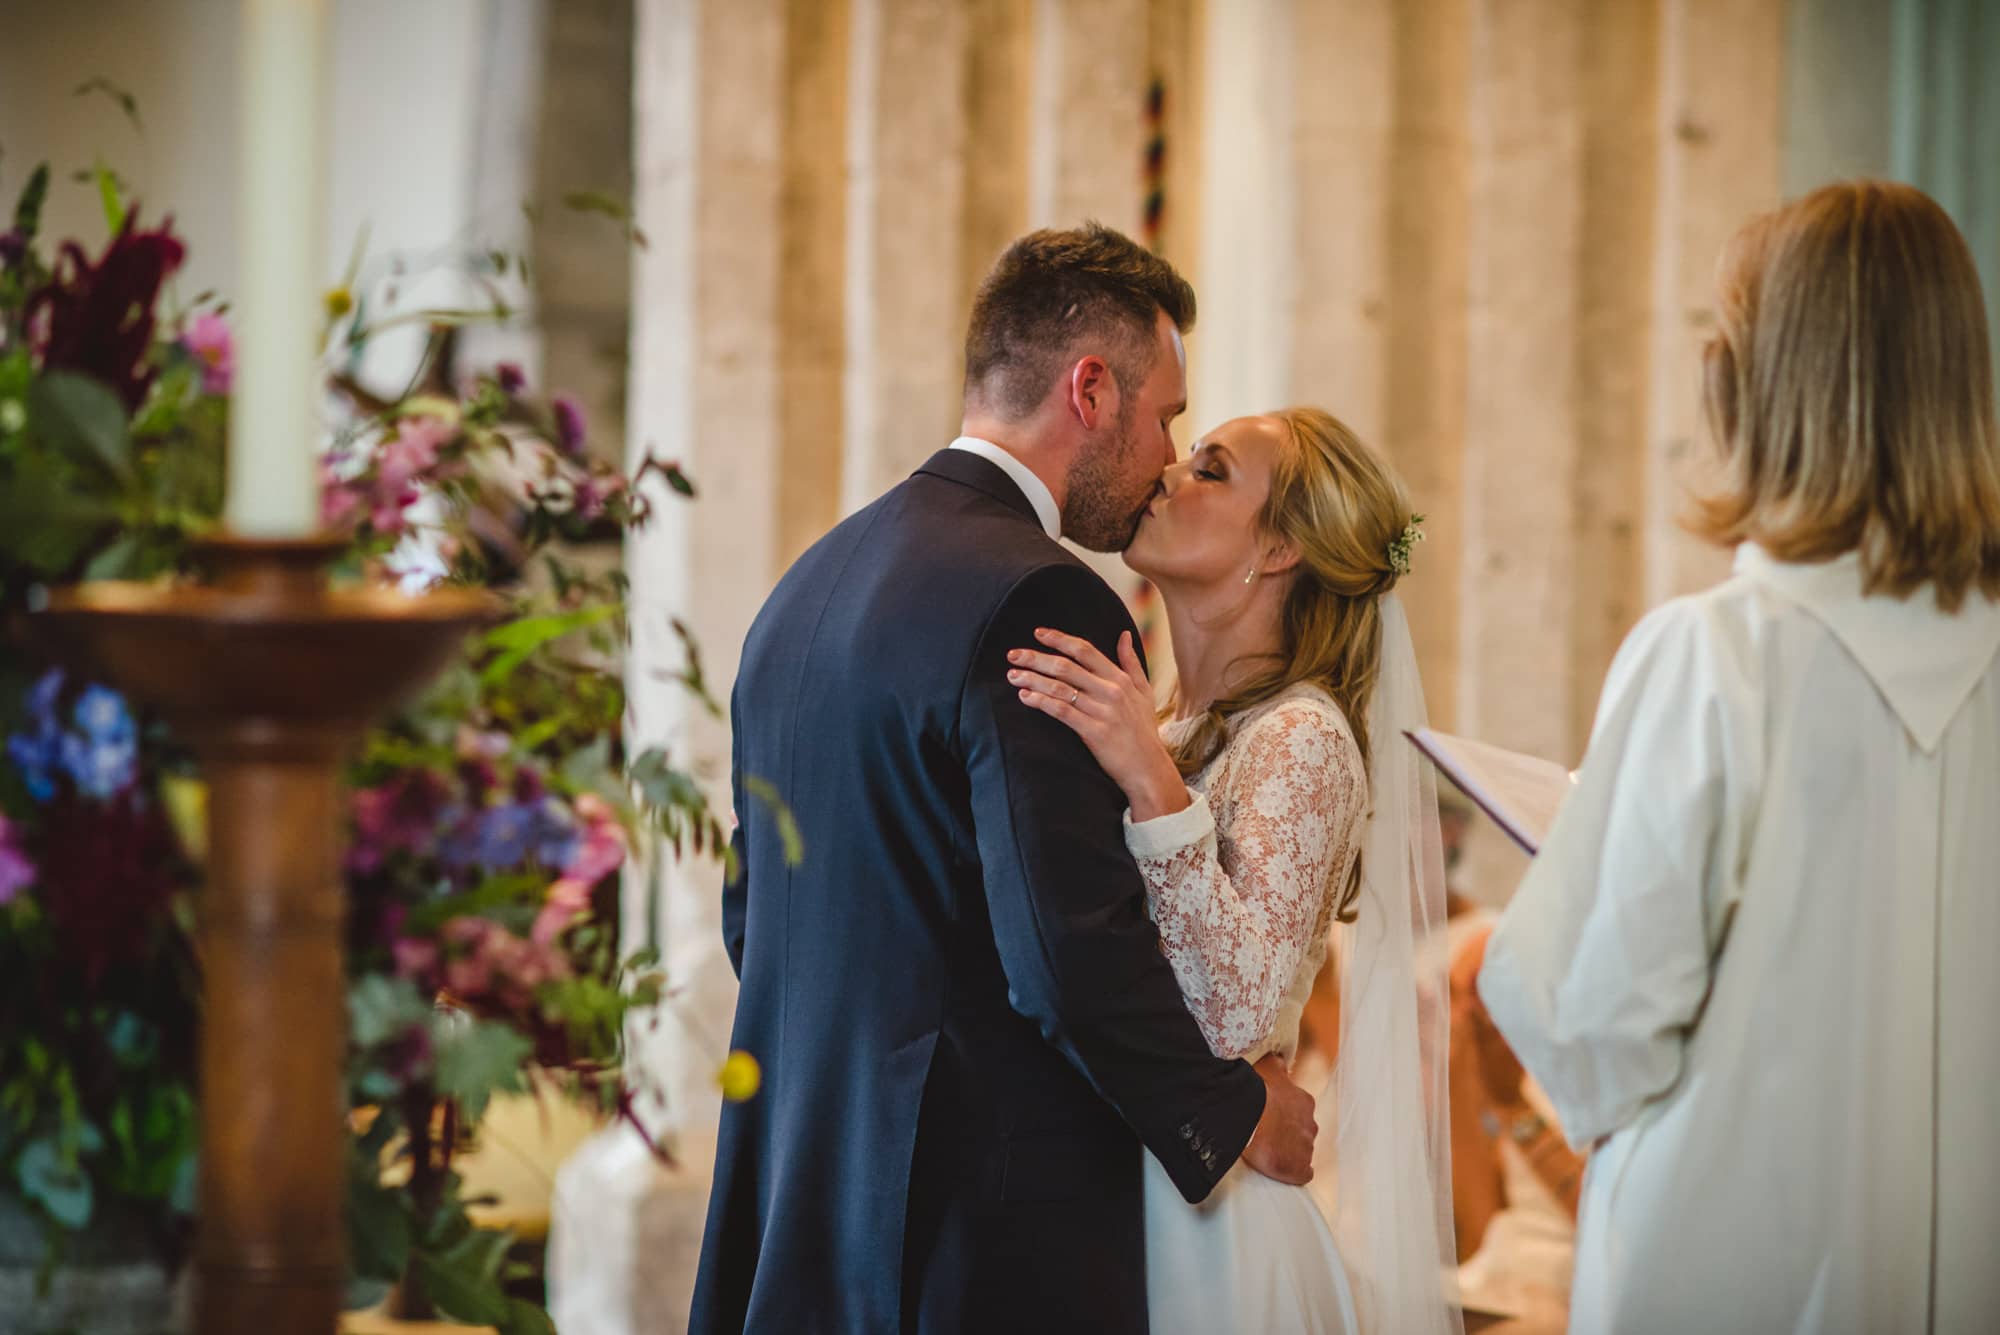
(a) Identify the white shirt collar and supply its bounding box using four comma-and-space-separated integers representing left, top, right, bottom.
1734, 543, 2000, 753
948, 436, 1061, 540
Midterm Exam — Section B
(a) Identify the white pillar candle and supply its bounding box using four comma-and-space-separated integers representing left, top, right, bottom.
225, 0, 329, 538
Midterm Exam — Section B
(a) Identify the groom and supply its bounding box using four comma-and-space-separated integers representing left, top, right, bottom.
690, 224, 1318, 1334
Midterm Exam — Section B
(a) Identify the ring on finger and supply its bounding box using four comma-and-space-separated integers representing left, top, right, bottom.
1069, 687, 1080, 705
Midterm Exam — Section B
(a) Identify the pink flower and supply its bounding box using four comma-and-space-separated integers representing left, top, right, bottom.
572, 471, 626, 522
182, 312, 234, 395
564, 793, 628, 884
379, 416, 455, 492
0, 815, 34, 904
531, 876, 593, 948
392, 936, 439, 979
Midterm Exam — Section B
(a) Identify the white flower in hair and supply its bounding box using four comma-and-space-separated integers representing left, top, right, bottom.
1386, 514, 1426, 577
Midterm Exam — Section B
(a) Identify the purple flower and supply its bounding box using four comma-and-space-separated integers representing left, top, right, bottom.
0, 230, 25, 271
473, 801, 539, 868
347, 770, 450, 874
530, 798, 581, 869
552, 394, 587, 458
571, 471, 626, 523
495, 362, 526, 396
0, 815, 33, 904
182, 311, 233, 395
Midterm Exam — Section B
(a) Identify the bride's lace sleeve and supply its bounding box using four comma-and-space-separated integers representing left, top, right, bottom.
1124, 698, 1366, 1059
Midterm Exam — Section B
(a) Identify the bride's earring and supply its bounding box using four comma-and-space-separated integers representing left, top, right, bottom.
1243, 564, 1258, 585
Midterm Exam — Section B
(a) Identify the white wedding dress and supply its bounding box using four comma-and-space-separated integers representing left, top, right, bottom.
1124, 683, 1364, 1335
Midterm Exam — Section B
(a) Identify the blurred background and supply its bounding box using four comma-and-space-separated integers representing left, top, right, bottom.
2, 0, 1994, 1327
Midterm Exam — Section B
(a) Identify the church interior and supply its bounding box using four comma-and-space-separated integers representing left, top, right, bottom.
1, 1, 1994, 1332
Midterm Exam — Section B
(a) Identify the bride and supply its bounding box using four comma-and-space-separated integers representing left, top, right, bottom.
1007, 407, 1460, 1335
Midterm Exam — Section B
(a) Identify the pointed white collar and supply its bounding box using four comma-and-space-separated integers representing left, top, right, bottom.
948, 437, 1061, 540
1733, 543, 2000, 753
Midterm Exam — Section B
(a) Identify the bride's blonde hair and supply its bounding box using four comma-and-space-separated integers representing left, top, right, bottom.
1166, 406, 1417, 921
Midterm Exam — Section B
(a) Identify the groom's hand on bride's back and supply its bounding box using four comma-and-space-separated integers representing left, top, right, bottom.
1242, 1055, 1317, 1185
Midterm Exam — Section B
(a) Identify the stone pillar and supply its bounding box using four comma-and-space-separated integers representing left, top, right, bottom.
1455, 0, 1589, 896
1289, 0, 1471, 731
1458, 0, 1587, 764
1565, 0, 1660, 749
1642, 0, 1784, 607
1028, 0, 1150, 232
958, 0, 1035, 342
1189, 0, 1296, 427
839, 0, 973, 514
778, 0, 851, 561
551, 0, 786, 1329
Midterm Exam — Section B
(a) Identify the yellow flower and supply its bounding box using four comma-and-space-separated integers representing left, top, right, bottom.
323, 286, 354, 319
717, 1051, 761, 1102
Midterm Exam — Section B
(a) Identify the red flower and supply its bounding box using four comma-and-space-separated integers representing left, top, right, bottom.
35, 789, 183, 986
26, 209, 187, 412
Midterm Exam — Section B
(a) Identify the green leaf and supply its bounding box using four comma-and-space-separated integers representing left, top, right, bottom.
16, 1136, 93, 1229
0, 461, 115, 573
345, 1175, 413, 1283
431, 1018, 531, 1125
745, 775, 804, 867
479, 603, 621, 684
349, 974, 432, 1049
73, 78, 144, 134
497, 1296, 559, 1335
409, 1233, 513, 1326
12, 162, 50, 238
82, 531, 146, 580
92, 159, 124, 234
29, 370, 132, 480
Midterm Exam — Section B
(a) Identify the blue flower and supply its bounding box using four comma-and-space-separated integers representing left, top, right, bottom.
531, 799, 581, 869
60, 730, 136, 799
6, 727, 60, 802
73, 685, 135, 747
6, 671, 67, 803
50, 684, 138, 799
27, 669, 65, 725
472, 801, 538, 870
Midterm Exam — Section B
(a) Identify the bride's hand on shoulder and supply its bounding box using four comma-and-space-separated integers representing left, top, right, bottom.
1008, 628, 1190, 821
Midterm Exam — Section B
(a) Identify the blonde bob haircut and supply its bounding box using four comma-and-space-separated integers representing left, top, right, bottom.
1692, 180, 2000, 610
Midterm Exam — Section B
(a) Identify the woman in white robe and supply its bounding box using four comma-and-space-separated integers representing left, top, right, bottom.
1478, 180, 2000, 1334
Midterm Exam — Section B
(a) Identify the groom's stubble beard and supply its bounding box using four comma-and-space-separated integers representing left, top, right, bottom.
1061, 399, 1153, 553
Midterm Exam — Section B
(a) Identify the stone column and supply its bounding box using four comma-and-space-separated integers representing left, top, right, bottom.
1289, 0, 1471, 731
1455, 0, 1589, 895
550, 0, 786, 1329
1458, 0, 1586, 761
1028, 0, 1150, 232
839, 0, 973, 514
1642, 0, 1784, 607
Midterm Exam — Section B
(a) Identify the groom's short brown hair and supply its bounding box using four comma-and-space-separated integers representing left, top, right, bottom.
963, 223, 1196, 421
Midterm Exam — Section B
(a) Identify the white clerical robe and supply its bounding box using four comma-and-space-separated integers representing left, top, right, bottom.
1479, 543, 2000, 1335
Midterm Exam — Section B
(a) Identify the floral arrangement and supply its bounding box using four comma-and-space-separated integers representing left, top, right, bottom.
0, 155, 746, 1334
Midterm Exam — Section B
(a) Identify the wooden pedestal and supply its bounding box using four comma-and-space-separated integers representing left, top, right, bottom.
39, 538, 495, 1335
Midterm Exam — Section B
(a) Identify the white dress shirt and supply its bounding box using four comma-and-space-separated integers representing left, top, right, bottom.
948, 436, 1060, 540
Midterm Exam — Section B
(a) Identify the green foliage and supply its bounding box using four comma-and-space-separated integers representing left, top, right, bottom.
432, 1021, 533, 1127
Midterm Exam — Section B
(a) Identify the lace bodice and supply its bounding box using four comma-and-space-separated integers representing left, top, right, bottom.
1123, 683, 1367, 1063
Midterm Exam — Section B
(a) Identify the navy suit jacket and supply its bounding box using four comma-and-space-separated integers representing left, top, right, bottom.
688, 449, 1267, 1334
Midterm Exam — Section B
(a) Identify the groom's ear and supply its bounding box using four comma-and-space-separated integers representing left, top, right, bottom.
1066, 355, 1114, 430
